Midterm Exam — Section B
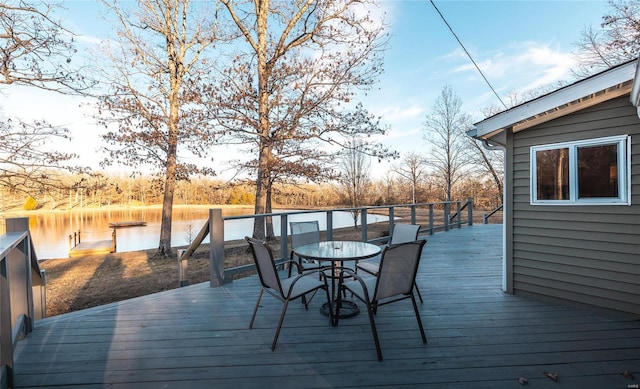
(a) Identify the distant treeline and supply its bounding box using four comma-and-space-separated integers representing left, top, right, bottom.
0, 171, 501, 212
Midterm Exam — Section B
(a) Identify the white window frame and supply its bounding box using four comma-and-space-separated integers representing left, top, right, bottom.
530, 135, 631, 205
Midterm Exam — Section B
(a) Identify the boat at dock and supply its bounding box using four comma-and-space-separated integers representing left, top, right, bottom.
108, 221, 147, 228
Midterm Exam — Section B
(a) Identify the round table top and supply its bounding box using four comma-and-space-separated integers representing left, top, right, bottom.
293, 240, 381, 261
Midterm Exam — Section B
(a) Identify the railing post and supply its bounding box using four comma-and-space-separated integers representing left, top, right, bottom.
361, 208, 368, 242
280, 214, 288, 263
36, 270, 46, 321
0, 257, 12, 389
209, 209, 227, 287
444, 203, 450, 231
428, 204, 434, 235
467, 197, 474, 226
456, 201, 462, 229
177, 249, 188, 287
3, 217, 31, 389
410, 204, 417, 225
6, 218, 35, 329
326, 211, 333, 241
388, 207, 394, 240
5, 217, 28, 234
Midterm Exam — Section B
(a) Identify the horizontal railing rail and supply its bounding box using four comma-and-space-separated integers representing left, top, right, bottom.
0, 218, 46, 389
483, 204, 503, 224
179, 199, 474, 287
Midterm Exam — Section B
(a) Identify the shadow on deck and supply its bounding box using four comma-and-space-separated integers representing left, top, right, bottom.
13, 225, 640, 388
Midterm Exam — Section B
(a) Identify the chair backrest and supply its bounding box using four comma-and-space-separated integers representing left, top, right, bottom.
390, 223, 421, 245
374, 240, 426, 301
245, 236, 282, 294
290, 221, 320, 249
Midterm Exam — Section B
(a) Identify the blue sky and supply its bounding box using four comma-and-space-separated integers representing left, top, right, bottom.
365, 0, 610, 173
2, 0, 612, 179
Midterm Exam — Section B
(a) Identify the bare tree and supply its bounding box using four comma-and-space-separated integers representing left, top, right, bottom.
0, 1, 90, 91
338, 137, 371, 228
423, 85, 472, 202
216, 0, 389, 240
95, 0, 220, 256
0, 1, 91, 196
0, 113, 78, 195
392, 151, 429, 204
467, 138, 503, 205
573, 0, 640, 77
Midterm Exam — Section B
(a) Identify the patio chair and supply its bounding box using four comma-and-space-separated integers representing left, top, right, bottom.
289, 220, 324, 277
245, 236, 331, 351
356, 223, 425, 303
338, 240, 427, 361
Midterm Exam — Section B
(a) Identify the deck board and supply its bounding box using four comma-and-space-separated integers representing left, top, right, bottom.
13, 224, 640, 388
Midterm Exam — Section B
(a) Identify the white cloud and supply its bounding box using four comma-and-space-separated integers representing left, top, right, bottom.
515, 45, 577, 88
450, 42, 578, 105
379, 105, 424, 123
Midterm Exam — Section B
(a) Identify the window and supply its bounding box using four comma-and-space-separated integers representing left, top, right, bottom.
530, 135, 630, 205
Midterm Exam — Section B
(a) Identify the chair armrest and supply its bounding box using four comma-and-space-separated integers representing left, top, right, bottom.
281, 259, 304, 274
283, 268, 329, 296
338, 268, 373, 303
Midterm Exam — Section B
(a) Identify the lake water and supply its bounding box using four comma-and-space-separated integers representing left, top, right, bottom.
6, 207, 388, 260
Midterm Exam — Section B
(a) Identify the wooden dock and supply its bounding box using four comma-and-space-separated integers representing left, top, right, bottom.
14, 225, 640, 388
69, 229, 117, 257
68, 239, 115, 257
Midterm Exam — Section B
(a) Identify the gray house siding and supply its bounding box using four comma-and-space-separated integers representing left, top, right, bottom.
508, 95, 640, 316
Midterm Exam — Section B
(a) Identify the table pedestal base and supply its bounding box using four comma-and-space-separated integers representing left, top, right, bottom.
320, 300, 359, 319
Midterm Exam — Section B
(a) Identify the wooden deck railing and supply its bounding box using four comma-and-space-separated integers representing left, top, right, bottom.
448, 197, 473, 226
483, 204, 503, 224
179, 199, 473, 287
0, 218, 46, 389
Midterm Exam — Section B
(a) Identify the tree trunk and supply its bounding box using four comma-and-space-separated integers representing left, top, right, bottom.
252, 0, 270, 241
158, 169, 176, 256
252, 146, 269, 240
265, 180, 275, 241
158, 121, 178, 254
158, 66, 181, 255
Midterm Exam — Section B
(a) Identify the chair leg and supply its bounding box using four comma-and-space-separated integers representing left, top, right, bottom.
365, 303, 383, 361
249, 288, 264, 329
414, 283, 424, 303
271, 300, 290, 351
323, 285, 333, 324
411, 293, 427, 344
302, 290, 319, 309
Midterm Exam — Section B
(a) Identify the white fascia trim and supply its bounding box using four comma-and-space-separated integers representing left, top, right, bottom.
474, 60, 638, 139
631, 57, 640, 111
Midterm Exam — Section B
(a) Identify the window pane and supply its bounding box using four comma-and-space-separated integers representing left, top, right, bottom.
536, 148, 569, 200
577, 144, 618, 198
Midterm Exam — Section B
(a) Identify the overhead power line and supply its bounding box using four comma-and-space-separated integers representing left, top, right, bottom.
429, 0, 508, 110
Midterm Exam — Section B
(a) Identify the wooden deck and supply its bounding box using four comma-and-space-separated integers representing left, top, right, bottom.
14, 225, 640, 388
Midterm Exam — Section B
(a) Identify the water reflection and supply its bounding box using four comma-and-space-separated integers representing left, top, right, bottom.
4, 207, 388, 260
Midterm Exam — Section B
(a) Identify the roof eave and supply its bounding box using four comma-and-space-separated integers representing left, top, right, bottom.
471, 59, 638, 141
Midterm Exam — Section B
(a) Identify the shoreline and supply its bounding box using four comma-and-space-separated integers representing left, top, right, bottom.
0, 203, 258, 217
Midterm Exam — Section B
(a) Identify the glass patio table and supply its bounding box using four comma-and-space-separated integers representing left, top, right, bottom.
293, 240, 381, 326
